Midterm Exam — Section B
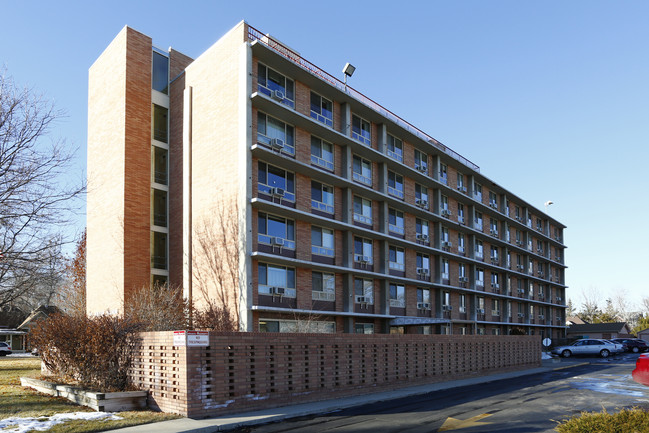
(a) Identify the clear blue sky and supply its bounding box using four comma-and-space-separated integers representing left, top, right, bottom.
3, 0, 648, 309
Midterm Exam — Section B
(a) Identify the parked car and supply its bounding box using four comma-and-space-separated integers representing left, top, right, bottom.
611, 338, 648, 353
0, 342, 11, 356
551, 338, 620, 358
632, 354, 649, 386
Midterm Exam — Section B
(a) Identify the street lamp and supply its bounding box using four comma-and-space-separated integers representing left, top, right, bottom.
342, 62, 355, 90
544, 200, 554, 213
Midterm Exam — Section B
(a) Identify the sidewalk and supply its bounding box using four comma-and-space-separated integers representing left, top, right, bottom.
112, 358, 588, 433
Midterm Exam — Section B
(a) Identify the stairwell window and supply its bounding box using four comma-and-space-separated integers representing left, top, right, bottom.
257, 112, 295, 156
351, 114, 371, 145
310, 91, 333, 127
311, 136, 334, 171
153, 104, 168, 143
258, 63, 295, 108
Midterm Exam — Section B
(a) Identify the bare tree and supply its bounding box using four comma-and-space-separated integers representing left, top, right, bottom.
193, 198, 241, 330
0, 70, 84, 309
122, 283, 190, 331
56, 230, 86, 317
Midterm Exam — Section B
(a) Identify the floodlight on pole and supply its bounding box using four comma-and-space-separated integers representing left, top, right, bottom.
342, 62, 356, 90
544, 200, 554, 213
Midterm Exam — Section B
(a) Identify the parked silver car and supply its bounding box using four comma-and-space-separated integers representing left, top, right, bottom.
551, 338, 621, 358
0, 342, 11, 356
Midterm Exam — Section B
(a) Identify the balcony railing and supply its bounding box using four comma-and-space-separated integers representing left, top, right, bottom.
247, 24, 480, 173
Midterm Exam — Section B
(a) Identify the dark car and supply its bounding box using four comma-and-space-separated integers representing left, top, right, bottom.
611, 338, 648, 353
0, 342, 12, 356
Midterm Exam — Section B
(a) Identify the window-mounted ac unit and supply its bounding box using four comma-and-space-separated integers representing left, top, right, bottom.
359, 255, 370, 264
441, 209, 451, 217
416, 198, 428, 207
517, 313, 525, 318
490, 202, 497, 208
490, 230, 499, 236
416, 268, 429, 276
538, 315, 545, 320
517, 288, 525, 294
460, 186, 467, 193
269, 187, 285, 197
416, 233, 429, 241
417, 302, 431, 310
269, 287, 285, 295
443, 305, 452, 311
270, 138, 284, 150
271, 237, 285, 246
416, 164, 428, 173
271, 90, 285, 101
356, 296, 366, 303
442, 241, 452, 248
491, 283, 500, 289
459, 276, 468, 282
556, 297, 563, 302
477, 308, 485, 314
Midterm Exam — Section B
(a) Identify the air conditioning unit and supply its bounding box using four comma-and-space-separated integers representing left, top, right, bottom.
416, 198, 428, 207
516, 264, 523, 270
416, 164, 428, 173
491, 283, 500, 289
271, 89, 285, 101
556, 296, 563, 302
271, 237, 285, 246
416, 268, 430, 276
477, 308, 485, 314
491, 258, 499, 265
516, 240, 523, 246
417, 302, 431, 310
416, 233, 429, 241
442, 241, 452, 248
517, 288, 524, 294
441, 209, 451, 217
459, 276, 468, 282
356, 296, 366, 303
270, 138, 284, 150
538, 315, 545, 320
270, 287, 285, 295
359, 255, 370, 264
461, 186, 467, 193
490, 201, 497, 208
518, 313, 525, 318
443, 305, 452, 311
269, 187, 285, 197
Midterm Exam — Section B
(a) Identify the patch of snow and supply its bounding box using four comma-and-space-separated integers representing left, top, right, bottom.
541, 352, 553, 360
0, 412, 122, 433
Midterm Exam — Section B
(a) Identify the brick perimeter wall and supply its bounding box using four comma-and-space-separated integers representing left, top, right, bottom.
130, 331, 540, 418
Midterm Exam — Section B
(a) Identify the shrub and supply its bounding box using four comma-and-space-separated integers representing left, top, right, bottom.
30, 314, 141, 391
555, 408, 649, 432
193, 304, 237, 331
123, 283, 190, 331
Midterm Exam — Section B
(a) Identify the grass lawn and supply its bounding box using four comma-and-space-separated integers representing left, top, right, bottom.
0, 356, 180, 432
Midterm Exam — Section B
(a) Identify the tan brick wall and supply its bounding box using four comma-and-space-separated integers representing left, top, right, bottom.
130, 332, 541, 418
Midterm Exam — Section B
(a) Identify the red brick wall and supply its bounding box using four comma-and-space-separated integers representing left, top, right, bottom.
130, 331, 541, 418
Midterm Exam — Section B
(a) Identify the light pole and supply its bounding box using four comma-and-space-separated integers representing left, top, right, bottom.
544, 200, 554, 213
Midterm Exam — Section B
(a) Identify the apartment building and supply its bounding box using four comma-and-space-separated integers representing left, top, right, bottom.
87, 21, 567, 338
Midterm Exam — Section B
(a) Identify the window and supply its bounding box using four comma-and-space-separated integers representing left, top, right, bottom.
354, 237, 373, 264
311, 226, 334, 257
441, 195, 449, 215
311, 181, 334, 214
515, 206, 521, 221
474, 210, 483, 230
153, 147, 168, 185
515, 230, 522, 246
507, 301, 512, 318
458, 233, 465, 254
439, 163, 448, 184
527, 216, 533, 228
441, 226, 450, 243
355, 323, 374, 334
474, 182, 483, 201
415, 184, 428, 208
537, 218, 543, 232
258, 162, 295, 202
443, 291, 451, 308
490, 246, 499, 263
353, 196, 372, 225
152, 51, 169, 94
459, 294, 466, 313
258, 63, 295, 108
352, 155, 372, 185
441, 258, 449, 280
258, 263, 296, 297
388, 208, 405, 235
386, 134, 403, 162
458, 203, 465, 224
351, 114, 371, 145
457, 173, 465, 192
475, 239, 484, 260
387, 171, 404, 199
491, 272, 499, 289
529, 259, 534, 275
490, 218, 498, 236
417, 288, 431, 309
153, 104, 168, 143
310, 92, 333, 127
416, 218, 429, 242
414, 149, 428, 173
257, 112, 295, 155
389, 283, 406, 307
151, 231, 167, 270
388, 245, 405, 271
477, 296, 485, 312
416, 253, 430, 277
354, 278, 374, 304
260, 319, 335, 333
258, 212, 295, 250
311, 136, 333, 171
489, 191, 498, 208
458, 263, 467, 283
312, 271, 335, 301
475, 268, 484, 287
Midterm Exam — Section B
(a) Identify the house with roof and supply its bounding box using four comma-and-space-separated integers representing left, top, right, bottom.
637, 327, 649, 341
566, 322, 632, 340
